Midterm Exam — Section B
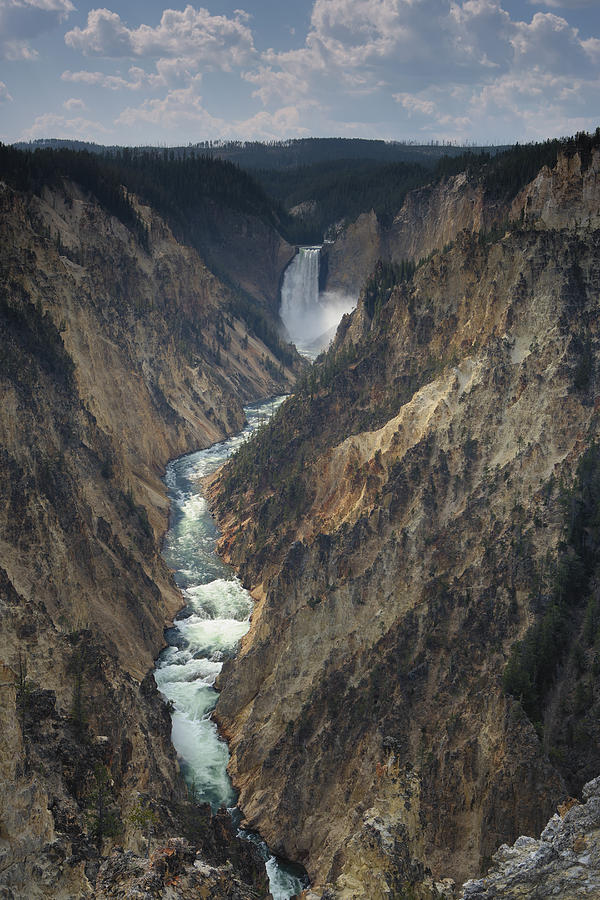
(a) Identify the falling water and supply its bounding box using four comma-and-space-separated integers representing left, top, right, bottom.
280, 246, 356, 359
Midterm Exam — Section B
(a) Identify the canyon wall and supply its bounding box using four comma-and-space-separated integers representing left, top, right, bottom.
212, 148, 600, 898
322, 145, 600, 301
322, 173, 506, 298
182, 197, 295, 318
0, 173, 297, 897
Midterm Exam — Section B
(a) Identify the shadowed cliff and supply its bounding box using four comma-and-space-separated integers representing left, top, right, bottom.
0, 149, 301, 897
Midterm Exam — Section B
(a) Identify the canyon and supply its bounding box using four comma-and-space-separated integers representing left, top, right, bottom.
2, 135, 600, 899
0, 154, 299, 898
211, 140, 600, 897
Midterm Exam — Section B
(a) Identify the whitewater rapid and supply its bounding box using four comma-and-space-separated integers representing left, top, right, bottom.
154, 396, 307, 898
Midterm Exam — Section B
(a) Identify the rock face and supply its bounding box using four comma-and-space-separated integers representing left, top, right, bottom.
96, 829, 268, 900
183, 197, 295, 318
0, 172, 298, 897
461, 776, 600, 899
514, 148, 600, 232
322, 147, 600, 300
211, 148, 600, 897
322, 173, 506, 298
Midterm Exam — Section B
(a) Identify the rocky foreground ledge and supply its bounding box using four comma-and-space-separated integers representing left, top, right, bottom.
96, 836, 266, 899
461, 776, 600, 899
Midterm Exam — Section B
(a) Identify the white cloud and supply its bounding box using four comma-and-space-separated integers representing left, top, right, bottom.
0, 0, 73, 59
233, 104, 315, 140
113, 78, 317, 141
21, 112, 111, 141
240, 0, 599, 142
151, 56, 200, 86
244, 61, 314, 106
65, 5, 255, 69
63, 97, 86, 110
532, 0, 597, 7
114, 78, 225, 131
16, 0, 73, 10
511, 12, 591, 75
394, 93, 437, 117
463, 68, 600, 141
582, 36, 600, 63
12, 0, 595, 146
0, 80, 13, 101
1, 38, 38, 59
62, 67, 148, 91
245, 0, 520, 110
62, 57, 204, 93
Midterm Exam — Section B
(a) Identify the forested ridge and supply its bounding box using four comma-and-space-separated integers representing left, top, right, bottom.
0, 143, 286, 245
253, 159, 432, 241
18, 135, 494, 168
0, 143, 296, 367
6, 131, 600, 249
251, 130, 600, 241
0, 143, 150, 247
435, 129, 600, 200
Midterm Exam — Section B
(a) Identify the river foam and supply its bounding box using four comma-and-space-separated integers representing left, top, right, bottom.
154, 396, 307, 898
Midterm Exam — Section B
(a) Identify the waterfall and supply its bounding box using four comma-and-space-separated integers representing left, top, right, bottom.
280, 246, 357, 359
280, 247, 321, 357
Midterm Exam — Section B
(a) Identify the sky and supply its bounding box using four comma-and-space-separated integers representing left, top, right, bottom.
0, 0, 598, 146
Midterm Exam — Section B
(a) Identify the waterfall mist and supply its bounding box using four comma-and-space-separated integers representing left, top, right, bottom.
280, 247, 356, 359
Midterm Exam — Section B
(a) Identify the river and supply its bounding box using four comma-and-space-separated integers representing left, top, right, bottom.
153, 396, 307, 899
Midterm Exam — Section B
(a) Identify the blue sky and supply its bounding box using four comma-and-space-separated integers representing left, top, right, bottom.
0, 0, 598, 146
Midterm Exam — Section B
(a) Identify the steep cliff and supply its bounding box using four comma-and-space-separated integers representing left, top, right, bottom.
322, 141, 600, 301
211, 146, 600, 897
176, 197, 295, 319
0, 166, 299, 898
322, 173, 504, 298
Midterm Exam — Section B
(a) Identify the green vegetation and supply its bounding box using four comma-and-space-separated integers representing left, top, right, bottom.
435, 129, 600, 202
86, 763, 122, 849
19, 135, 482, 168
211, 136, 480, 169
503, 443, 600, 725
9, 129, 600, 256
252, 129, 600, 241
109, 147, 285, 238
0, 143, 296, 367
254, 159, 431, 243
128, 799, 160, 858
0, 141, 284, 250
0, 143, 148, 247
364, 259, 416, 320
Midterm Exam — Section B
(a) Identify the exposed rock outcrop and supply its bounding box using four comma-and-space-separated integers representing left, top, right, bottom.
96, 830, 268, 900
461, 776, 600, 899
211, 148, 600, 897
0, 172, 297, 897
323, 146, 600, 300
322, 174, 503, 298
183, 197, 295, 319
514, 147, 600, 232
